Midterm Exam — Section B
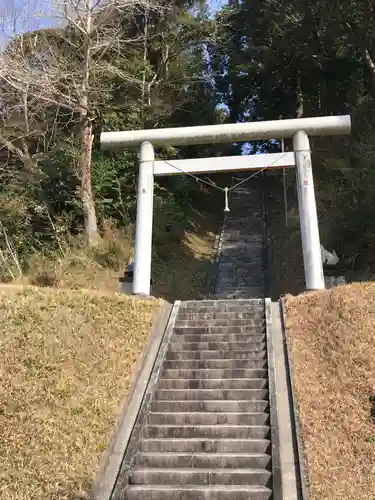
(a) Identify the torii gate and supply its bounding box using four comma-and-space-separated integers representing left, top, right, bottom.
100, 115, 351, 296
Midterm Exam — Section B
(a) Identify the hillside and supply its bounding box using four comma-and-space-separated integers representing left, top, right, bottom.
285, 284, 375, 500
0, 286, 159, 500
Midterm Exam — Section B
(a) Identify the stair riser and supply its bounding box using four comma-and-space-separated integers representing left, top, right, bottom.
177, 312, 263, 321
124, 486, 272, 500
215, 281, 264, 289
151, 401, 269, 413
135, 453, 272, 469
161, 369, 268, 379
154, 389, 268, 401
157, 379, 268, 390
219, 251, 263, 257
217, 290, 264, 300
174, 327, 266, 335
222, 236, 263, 243
168, 342, 266, 352
175, 319, 265, 328
139, 439, 271, 454
143, 426, 270, 439
180, 300, 263, 307
215, 292, 264, 299
178, 307, 264, 314
165, 351, 267, 361
214, 278, 264, 285
130, 469, 272, 486
217, 256, 263, 262
221, 244, 263, 252
163, 360, 267, 369
214, 292, 264, 298
172, 334, 266, 343
215, 271, 264, 279
148, 413, 270, 426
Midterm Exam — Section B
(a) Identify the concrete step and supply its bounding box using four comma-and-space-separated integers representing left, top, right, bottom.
177, 312, 262, 321
174, 319, 264, 328
143, 425, 270, 439
179, 302, 264, 312
218, 259, 264, 266
150, 400, 269, 413
221, 220, 263, 226
215, 273, 264, 279
125, 484, 272, 499
177, 308, 265, 315
216, 274, 264, 282
214, 275, 264, 282
214, 286, 263, 292
222, 231, 263, 238
157, 378, 268, 390
215, 276, 264, 284
221, 237, 264, 244
161, 368, 268, 380
214, 285, 263, 290
214, 292, 265, 299
173, 326, 266, 335
168, 342, 267, 352
215, 291, 265, 297
217, 262, 263, 270
215, 293, 265, 298
181, 298, 264, 302
223, 219, 262, 226
222, 239, 263, 246
215, 282, 264, 289
216, 259, 264, 266
154, 389, 268, 401
171, 334, 266, 343
163, 359, 267, 370
219, 243, 264, 251
223, 225, 262, 230
134, 451, 271, 469
130, 467, 272, 486
165, 350, 267, 361
148, 412, 270, 426
214, 289, 264, 296
139, 437, 271, 453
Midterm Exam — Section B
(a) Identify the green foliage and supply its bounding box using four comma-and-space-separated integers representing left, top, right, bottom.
208, 0, 375, 272
0, 0, 223, 283
91, 150, 138, 223
153, 189, 189, 253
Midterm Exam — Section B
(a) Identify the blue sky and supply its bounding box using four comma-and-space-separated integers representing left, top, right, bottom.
208, 0, 227, 11
0, 0, 228, 47
0, 0, 51, 47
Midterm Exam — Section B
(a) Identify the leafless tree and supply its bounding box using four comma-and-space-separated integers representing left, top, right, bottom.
0, 0, 162, 245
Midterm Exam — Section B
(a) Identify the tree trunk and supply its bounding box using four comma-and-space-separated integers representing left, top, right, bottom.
78, 0, 99, 246
79, 118, 99, 245
364, 48, 375, 93
296, 73, 304, 118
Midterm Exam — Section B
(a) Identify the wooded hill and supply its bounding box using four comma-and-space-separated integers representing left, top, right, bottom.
1, 0, 375, 289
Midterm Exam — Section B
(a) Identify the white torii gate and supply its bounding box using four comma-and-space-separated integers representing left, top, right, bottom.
101, 115, 351, 296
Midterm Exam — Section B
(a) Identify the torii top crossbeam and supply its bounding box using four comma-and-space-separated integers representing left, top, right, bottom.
101, 115, 351, 149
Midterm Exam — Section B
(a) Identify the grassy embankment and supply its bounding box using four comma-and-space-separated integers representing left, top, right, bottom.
285, 283, 375, 500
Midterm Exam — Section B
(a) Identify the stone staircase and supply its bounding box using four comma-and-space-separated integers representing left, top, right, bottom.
214, 177, 266, 299
123, 299, 276, 500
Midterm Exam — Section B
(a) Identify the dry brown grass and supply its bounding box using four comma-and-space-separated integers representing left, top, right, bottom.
153, 227, 217, 301
152, 204, 220, 302
0, 285, 159, 500
15, 201, 219, 302
285, 283, 375, 500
